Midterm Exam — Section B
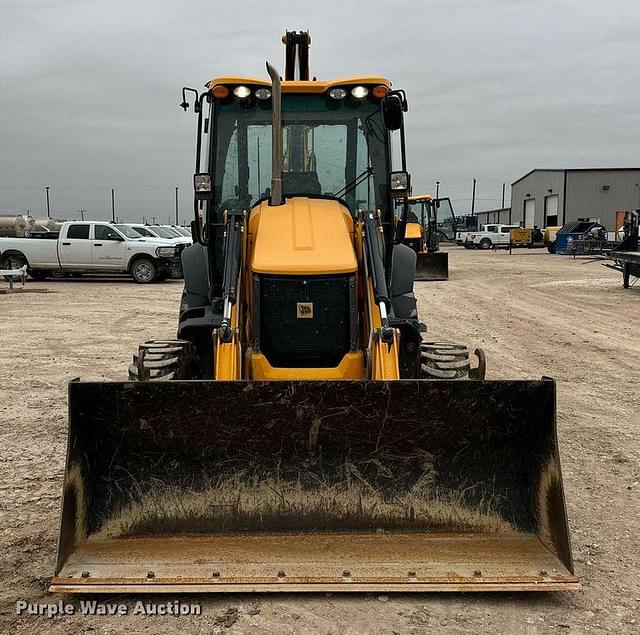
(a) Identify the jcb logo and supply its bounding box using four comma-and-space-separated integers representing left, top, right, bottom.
296, 302, 313, 319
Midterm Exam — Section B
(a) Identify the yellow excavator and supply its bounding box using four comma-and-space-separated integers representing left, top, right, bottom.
51, 31, 577, 593
404, 194, 456, 281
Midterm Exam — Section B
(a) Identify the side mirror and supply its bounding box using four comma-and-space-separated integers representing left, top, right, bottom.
382, 95, 404, 131
107, 233, 124, 241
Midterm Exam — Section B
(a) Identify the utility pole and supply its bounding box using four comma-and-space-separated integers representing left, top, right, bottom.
501, 182, 506, 209
80, 209, 86, 221
45, 186, 51, 218
111, 188, 115, 222
435, 181, 440, 199
471, 178, 477, 217
175, 187, 179, 225
151, 216, 157, 224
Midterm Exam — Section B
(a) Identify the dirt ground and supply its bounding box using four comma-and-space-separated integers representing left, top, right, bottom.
1, 247, 638, 634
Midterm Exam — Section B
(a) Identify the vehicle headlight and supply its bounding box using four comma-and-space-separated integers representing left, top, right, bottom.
233, 85, 251, 99
255, 88, 272, 100
328, 87, 347, 100
156, 246, 178, 257
351, 86, 369, 99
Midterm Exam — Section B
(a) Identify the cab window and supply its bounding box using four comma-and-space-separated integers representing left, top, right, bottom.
66, 224, 90, 239
94, 225, 121, 241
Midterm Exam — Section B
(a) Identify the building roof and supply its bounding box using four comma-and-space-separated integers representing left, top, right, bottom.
476, 207, 511, 214
512, 167, 640, 187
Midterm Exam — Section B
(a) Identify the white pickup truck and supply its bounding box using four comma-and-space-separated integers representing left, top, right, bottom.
464, 224, 521, 249
0, 221, 184, 283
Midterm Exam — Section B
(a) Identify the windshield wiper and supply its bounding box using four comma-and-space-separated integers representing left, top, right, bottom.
332, 166, 373, 199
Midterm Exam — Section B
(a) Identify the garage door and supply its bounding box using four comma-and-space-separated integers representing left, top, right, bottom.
544, 195, 559, 227
524, 199, 535, 228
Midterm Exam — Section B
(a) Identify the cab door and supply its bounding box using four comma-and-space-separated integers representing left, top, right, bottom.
91, 224, 126, 269
58, 224, 92, 267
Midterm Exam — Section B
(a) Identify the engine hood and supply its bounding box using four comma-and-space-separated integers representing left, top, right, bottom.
249, 197, 357, 275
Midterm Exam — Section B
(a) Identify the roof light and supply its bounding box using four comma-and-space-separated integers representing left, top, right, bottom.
372, 84, 389, 99
328, 87, 347, 100
233, 85, 251, 99
351, 86, 369, 99
211, 85, 229, 99
255, 88, 272, 100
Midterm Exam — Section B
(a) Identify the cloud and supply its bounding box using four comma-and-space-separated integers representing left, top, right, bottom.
1, 0, 639, 219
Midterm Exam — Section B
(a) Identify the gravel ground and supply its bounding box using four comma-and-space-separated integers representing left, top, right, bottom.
0, 247, 638, 634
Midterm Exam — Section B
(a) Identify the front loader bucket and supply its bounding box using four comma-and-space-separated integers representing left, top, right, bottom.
51, 379, 578, 593
415, 252, 448, 281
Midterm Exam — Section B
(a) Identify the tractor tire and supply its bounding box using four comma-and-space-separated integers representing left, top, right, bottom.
130, 257, 158, 283
420, 342, 486, 380
128, 339, 199, 381
479, 238, 492, 250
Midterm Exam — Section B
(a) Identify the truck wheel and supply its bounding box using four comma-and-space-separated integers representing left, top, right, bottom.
1, 253, 27, 270
420, 342, 486, 380
547, 243, 556, 254
479, 238, 492, 250
131, 258, 157, 283
29, 270, 50, 281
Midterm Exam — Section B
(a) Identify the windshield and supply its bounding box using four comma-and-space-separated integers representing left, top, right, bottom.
175, 226, 191, 237
407, 200, 428, 224
128, 226, 154, 237
153, 226, 181, 239
210, 93, 389, 221
115, 225, 143, 239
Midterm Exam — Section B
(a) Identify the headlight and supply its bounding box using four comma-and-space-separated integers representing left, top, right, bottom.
233, 85, 251, 99
156, 246, 178, 257
389, 170, 411, 198
255, 88, 272, 100
351, 86, 369, 99
193, 172, 213, 200
328, 87, 347, 100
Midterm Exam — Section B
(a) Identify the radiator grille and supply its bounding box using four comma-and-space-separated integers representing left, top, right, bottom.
258, 275, 352, 368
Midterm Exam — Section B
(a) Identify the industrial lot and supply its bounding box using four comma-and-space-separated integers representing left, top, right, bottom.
1, 3, 640, 635
1, 248, 638, 633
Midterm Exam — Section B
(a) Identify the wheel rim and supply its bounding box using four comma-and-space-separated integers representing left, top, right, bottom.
135, 262, 153, 281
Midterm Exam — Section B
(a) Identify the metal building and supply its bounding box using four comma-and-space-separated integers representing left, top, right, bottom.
511, 168, 640, 230
474, 207, 512, 226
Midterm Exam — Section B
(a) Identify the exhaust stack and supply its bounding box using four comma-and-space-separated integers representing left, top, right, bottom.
266, 62, 283, 206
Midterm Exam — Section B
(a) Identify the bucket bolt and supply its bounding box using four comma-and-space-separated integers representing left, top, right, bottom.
146, 571, 155, 579
408, 570, 417, 578
277, 570, 286, 578
81, 571, 90, 579
342, 570, 351, 577
212, 571, 221, 578
473, 570, 482, 577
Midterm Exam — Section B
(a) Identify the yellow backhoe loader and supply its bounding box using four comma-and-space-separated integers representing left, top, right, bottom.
404, 194, 456, 280
50, 31, 577, 593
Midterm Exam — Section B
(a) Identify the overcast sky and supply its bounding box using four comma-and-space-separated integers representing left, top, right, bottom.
2, 0, 639, 222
